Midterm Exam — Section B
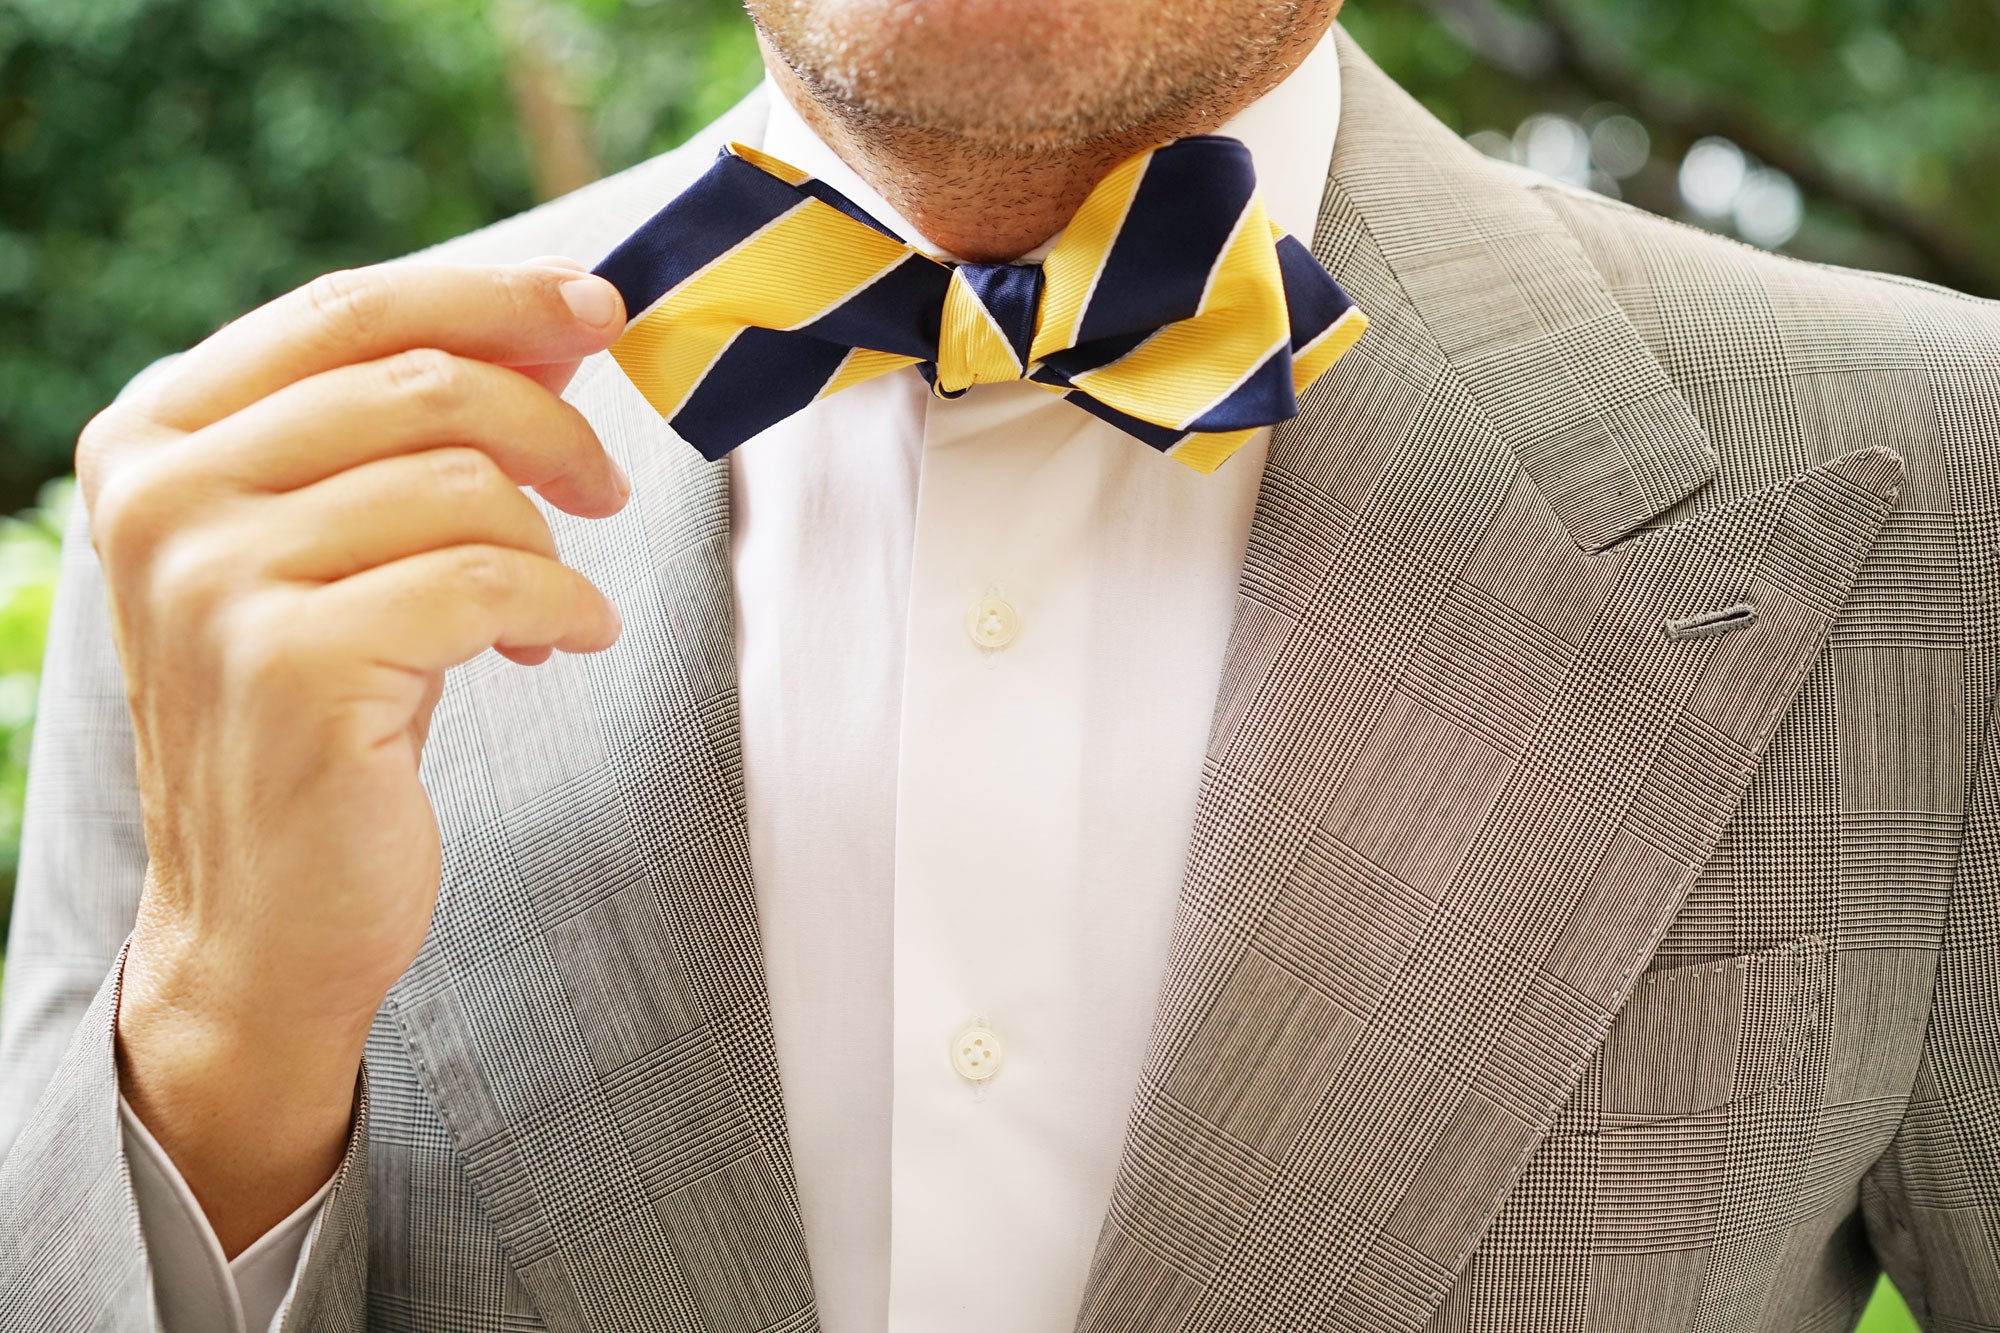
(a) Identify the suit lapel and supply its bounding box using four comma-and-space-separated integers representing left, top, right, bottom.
1075, 34, 1901, 1333
379, 95, 816, 1333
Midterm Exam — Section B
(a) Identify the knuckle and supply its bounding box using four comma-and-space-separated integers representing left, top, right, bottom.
499, 265, 558, 329
149, 527, 242, 622
227, 613, 318, 696
89, 462, 170, 568
382, 346, 465, 415
74, 405, 129, 487
301, 267, 389, 346
424, 445, 502, 504
452, 545, 518, 602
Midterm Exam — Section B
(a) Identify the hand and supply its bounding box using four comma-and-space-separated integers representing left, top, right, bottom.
84, 259, 629, 1254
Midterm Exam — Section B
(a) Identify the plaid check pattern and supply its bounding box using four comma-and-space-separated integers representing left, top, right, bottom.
4, 29, 1999, 1333
594, 136, 1367, 473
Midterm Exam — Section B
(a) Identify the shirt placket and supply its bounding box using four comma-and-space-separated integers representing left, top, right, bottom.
886, 381, 1103, 1330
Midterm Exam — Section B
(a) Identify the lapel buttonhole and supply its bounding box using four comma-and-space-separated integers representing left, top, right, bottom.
1664, 602, 1759, 640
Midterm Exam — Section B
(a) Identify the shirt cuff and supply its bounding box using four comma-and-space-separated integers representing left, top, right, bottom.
120, 1093, 336, 1333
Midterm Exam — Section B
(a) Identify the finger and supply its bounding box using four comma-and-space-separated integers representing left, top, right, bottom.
512, 257, 596, 398
313, 543, 621, 673
185, 351, 628, 518
406, 665, 450, 752
246, 447, 560, 583
74, 401, 182, 516
514, 357, 590, 399
135, 261, 627, 433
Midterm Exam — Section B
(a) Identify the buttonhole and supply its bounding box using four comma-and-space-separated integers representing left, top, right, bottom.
1663, 602, 1757, 641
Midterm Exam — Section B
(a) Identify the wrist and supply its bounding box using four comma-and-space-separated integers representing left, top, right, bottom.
122, 891, 383, 1046
115, 931, 371, 1256
117, 927, 373, 1114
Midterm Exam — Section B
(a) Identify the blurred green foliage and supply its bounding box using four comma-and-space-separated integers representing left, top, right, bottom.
1341, 0, 1999, 294
0, 5, 1983, 1325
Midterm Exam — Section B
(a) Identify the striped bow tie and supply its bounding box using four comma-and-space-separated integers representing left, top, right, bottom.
593, 136, 1367, 474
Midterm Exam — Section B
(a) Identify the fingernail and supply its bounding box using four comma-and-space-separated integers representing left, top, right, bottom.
561, 276, 620, 330
611, 457, 632, 499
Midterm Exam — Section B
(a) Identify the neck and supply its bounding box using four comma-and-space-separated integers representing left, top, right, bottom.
759, 22, 1333, 264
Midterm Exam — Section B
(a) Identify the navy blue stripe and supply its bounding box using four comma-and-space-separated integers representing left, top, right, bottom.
1029, 364, 1069, 391
1275, 235, 1354, 347
1035, 327, 1154, 383
797, 255, 951, 360
670, 327, 851, 459
593, 151, 809, 319
1058, 389, 1187, 451
1073, 137, 1257, 345
797, 177, 901, 240
1043, 239, 1346, 400
1182, 351, 1294, 432
957, 263, 1045, 366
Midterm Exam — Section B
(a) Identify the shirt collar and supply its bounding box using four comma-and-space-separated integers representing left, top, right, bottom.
756, 25, 1343, 264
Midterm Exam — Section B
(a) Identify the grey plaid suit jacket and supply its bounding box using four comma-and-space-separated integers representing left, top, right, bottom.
4, 28, 1999, 1333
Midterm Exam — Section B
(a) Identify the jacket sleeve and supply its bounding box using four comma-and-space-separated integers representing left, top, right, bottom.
0, 435, 372, 1331
1862, 682, 2000, 1324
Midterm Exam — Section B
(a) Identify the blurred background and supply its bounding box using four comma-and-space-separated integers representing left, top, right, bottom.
3, 2, 1990, 1323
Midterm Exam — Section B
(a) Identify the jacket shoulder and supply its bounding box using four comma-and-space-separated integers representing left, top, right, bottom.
1522, 168, 2000, 374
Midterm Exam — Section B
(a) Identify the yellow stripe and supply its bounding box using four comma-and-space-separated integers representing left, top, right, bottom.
1165, 308, 1368, 476
610, 199, 911, 420
935, 269, 1025, 394
1067, 195, 1290, 429
726, 141, 812, 186
1031, 151, 1150, 362
611, 325, 736, 426
1291, 305, 1368, 393
820, 347, 923, 399
1166, 427, 1258, 475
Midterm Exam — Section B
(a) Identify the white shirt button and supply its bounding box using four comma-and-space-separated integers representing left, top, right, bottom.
965, 593, 1020, 649
951, 1023, 1004, 1081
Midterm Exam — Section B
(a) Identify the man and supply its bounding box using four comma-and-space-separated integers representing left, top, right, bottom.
0, 0, 1995, 1327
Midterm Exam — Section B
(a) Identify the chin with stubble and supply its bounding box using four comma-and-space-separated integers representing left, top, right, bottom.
743, 0, 1341, 261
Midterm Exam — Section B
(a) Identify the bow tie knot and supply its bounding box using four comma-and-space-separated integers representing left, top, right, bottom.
595, 136, 1367, 473
935, 263, 1043, 395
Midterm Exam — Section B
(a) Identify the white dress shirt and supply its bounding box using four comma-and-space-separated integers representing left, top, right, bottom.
122, 32, 1341, 1331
